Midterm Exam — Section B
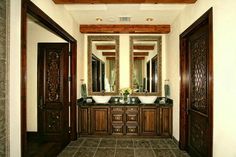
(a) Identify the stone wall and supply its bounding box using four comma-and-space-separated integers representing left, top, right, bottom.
0, 0, 7, 156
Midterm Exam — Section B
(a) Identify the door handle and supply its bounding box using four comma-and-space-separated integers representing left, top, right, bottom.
39, 96, 44, 109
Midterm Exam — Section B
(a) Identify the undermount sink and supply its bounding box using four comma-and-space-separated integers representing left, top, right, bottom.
92, 96, 111, 103
138, 96, 157, 104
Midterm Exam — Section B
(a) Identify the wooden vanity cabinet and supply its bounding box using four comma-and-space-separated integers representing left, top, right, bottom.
111, 107, 125, 135
140, 106, 172, 136
111, 106, 139, 135
125, 106, 139, 135
78, 104, 172, 137
160, 107, 172, 137
140, 106, 159, 136
91, 106, 110, 135
78, 106, 90, 135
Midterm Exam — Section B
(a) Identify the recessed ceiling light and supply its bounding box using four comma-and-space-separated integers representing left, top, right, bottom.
96, 17, 103, 22
146, 18, 154, 22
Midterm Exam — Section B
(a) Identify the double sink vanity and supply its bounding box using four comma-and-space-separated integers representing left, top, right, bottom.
79, 35, 172, 137
78, 96, 173, 137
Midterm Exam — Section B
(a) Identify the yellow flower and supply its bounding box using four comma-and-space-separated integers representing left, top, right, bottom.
119, 87, 133, 95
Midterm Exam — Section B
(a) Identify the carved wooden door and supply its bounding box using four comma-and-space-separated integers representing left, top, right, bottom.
187, 23, 211, 157
38, 43, 69, 145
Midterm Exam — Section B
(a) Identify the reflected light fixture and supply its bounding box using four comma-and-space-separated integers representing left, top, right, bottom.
146, 18, 154, 22
96, 17, 103, 22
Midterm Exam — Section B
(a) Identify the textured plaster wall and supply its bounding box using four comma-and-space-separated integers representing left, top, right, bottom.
0, 0, 8, 156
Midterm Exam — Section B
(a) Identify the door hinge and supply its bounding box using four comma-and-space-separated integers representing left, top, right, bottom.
68, 76, 72, 82
69, 51, 72, 56
69, 102, 71, 107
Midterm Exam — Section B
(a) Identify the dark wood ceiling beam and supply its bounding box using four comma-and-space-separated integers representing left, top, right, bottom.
102, 52, 116, 56
80, 25, 170, 34
133, 45, 154, 50
134, 52, 149, 56
106, 57, 115, 60
134, 57, 145, 60
53, 0, 197, 4
96, 45, 116, 50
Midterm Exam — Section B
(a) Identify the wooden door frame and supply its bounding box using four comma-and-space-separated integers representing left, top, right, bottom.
21, 0, 77, 156
179, 8, 213, 156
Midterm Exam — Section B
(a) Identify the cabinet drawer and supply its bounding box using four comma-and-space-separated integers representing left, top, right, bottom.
112, 125, 124, 134
126, 107, 138, 113
112, 114, 123, 122
126, 125, 138, 135
111, 107, 124, 113
126, 114, 138, 122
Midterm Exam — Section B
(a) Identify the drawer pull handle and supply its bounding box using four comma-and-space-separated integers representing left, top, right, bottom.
130, 117, 134, 120
115, 128, 121, 132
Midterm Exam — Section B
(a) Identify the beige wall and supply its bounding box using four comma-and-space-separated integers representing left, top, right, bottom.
166, 0, 236, 156
84, 34, 167, 95
26, 21, 66, 132
9, 0, 21, 156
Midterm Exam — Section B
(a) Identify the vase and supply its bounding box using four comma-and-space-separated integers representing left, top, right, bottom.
123, 94, 129, 103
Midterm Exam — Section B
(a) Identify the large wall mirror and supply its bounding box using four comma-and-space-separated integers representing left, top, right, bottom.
130, 36, 162, 96
88, 36, 119, 95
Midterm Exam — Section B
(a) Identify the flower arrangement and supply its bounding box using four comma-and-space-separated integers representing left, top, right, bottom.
119, 87, 133, 96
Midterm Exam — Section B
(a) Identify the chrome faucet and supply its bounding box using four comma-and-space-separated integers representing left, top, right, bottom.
102, 90, 105, 96
145, 90, 148, 95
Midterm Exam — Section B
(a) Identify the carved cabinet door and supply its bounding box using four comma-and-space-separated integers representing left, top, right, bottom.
187, 23, 211, 157
38, 43, 69, 145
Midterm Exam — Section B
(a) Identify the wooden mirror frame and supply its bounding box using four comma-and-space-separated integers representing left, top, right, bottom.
88, 36, 120, 95
130, 36, 162, 96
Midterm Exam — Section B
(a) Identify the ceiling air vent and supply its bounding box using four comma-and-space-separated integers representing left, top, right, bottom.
119, 16, 131, 22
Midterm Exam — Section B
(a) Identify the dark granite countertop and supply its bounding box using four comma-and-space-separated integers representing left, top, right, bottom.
77, 97, 173, 107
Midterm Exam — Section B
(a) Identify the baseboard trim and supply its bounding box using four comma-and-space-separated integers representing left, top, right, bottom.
27, 131, 39, 142
172, 136, 179, 146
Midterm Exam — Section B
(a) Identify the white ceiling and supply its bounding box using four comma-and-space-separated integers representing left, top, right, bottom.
64, 4, 186, 24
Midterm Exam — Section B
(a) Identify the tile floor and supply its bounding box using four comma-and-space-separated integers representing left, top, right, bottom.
58, 137, 190, 157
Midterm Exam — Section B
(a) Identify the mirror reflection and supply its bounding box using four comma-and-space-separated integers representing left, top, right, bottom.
130, 36, 162, 95
88, 36, 119, 94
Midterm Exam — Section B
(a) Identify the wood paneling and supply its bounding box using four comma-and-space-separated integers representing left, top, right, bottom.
80, 25, 170, 34
102, 52, 115, 56
96, 45, 115, 50
160, 107, 172, 136
140, 107, 157, 135
134, 52, 149, 56
53, 0, 197, 4
79, 105, 172, 137
91, 107, 110, 134
21, 0, 27, 155
78, 107, 90, 134
125, 107, 139, 135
